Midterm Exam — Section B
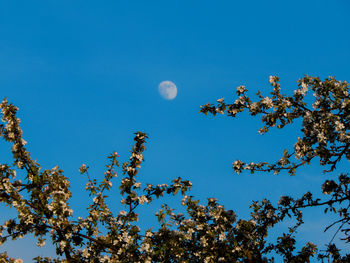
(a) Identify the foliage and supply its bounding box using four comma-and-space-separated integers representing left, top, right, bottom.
0, 75, 349, 262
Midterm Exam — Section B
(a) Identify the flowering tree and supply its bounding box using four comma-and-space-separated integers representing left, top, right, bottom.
0, 75, 349, 262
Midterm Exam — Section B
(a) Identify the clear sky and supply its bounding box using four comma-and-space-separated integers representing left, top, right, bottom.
0, 0, 350, 261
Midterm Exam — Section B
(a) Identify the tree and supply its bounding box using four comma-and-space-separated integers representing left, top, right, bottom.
0, 75, 349, 262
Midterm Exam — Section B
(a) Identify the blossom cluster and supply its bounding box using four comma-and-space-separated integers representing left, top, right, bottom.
200, 76, 350, 261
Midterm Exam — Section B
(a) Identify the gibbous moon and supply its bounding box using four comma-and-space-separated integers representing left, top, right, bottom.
158, 81, 177, 100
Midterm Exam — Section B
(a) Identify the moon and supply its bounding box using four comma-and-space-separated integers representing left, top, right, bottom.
158, 81, 177, 100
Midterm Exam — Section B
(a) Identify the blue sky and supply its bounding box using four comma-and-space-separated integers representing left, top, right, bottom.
1, 0, 350, 260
